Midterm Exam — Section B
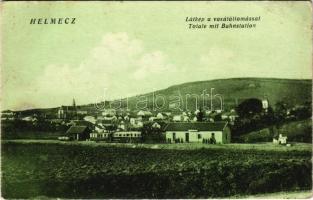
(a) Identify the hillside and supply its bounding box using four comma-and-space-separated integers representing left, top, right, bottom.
8, 78, 312, 115
115, 78, 312, 112
238, 119, 312, 143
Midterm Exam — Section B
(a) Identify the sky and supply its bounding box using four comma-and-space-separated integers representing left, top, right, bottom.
2, 1, 312, 110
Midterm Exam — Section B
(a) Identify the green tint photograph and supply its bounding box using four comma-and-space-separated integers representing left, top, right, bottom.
1, 1, 312, 199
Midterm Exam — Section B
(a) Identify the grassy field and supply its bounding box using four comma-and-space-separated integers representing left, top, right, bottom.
2, 140, 312, 198
232, 190, 312, 199
4, 139, 312, 151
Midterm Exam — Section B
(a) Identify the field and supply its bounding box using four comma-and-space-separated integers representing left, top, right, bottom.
2, 140, 312, 199
3, 139, 312, 151
231, 190, 312, 199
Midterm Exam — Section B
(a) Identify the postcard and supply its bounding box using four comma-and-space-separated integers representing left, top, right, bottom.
1, 1, 312, 199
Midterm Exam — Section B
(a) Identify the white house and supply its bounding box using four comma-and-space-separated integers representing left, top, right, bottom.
137, 121, 143, 127
149, 117, 156, 121
124, 115, 130, 121
77, 110, 88, 115
262, 98, 269, 113
221, 112, 238, 122
156, 113, 164, 119
130, 118, 143, 127
273, 134, 288, 145
137, 110, 153, 117
183, 116, 190, 122
152, 122, 161, 129
83, 116, 96, 124
164, 122, 231, 144
118, 121, 126, 130
215, 109, 222, 114
102, 109, 116, 117
262, 99, 269, 110
173, 115, 183, 122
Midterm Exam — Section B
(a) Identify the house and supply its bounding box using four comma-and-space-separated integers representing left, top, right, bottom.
130, 117, 136, 125
152, 122, 161, 129
183, 115, 190, 122
221, 112, 238, 122
172, 113, 190, 122
137, 110, 153, 121
124, 115, 130, 121
136, 121, 143, 128
83, 116, 96, 124
273, 134, 288, 145
149, 116, 156, 121
94, 124, 105, 133
164, 122, 231, 144
130, 118, 143, 127
215, 109, 222, 114
102, 109, 116, 117
118, 121, 126, 130
77, 110, 88, 115
262, 98, 269, 110
163, 112, 172, 117
137, 110, 153, 117
221, 112, 229, 120
262, 97, 270, 113
156, 113, 164, 119
66, 125, 91, 140
173, 115, 183, 122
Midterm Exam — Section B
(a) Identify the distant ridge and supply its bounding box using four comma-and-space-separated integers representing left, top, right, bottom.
121, 77, 312, 112
8, 78, 312, 114
165, 77, 310, 90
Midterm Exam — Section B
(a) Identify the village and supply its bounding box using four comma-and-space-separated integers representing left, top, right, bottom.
47, 98, 234, 144
1, 96, 291, 145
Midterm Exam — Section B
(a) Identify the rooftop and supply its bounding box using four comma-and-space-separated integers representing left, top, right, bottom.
164, 122, 228, 132
66, 125, 89, 134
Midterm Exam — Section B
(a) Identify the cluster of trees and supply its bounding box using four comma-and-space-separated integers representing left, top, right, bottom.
275, 100, 311, 123
231, 98, 311, 137
194, 108, 222, 122
2, 119, 69, 133
1, 119, 70, 139
141, 121, 166, 143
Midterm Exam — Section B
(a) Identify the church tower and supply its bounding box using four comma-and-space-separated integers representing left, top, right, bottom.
72, 98, 76, 108
262, 94, 269, 112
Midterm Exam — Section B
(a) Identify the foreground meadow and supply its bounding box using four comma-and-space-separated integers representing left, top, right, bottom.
2, 140, 312, 198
